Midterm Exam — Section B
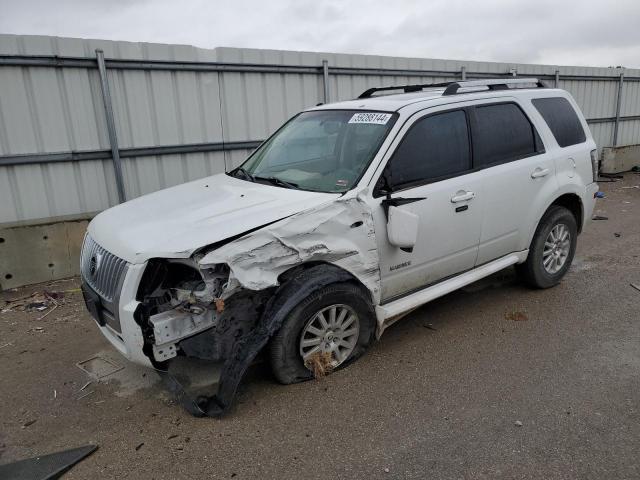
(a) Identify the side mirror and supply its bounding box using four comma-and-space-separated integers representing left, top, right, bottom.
387, 205, 419, 248
377, 171, 423, 249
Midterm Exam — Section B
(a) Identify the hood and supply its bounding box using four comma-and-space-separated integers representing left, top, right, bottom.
88, 174, 337, 264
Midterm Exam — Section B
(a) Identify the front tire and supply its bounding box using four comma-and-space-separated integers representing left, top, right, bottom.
517, 205, 577, 289
269, 282, 376, 384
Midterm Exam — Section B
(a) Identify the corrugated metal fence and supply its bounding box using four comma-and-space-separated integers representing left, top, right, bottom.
1, 34, 639, 226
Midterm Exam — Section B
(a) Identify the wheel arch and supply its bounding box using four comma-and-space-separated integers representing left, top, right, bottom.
526, 189, 585, 251
277, 261, 375, 305
549, 193, 584, 233
268, 263, 378, 384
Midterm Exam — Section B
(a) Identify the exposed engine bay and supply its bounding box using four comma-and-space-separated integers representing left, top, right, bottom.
134, 259, 276, 364
132, 257, 278, 416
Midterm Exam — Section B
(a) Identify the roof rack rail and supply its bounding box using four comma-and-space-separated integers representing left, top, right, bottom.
357, 78, 546, 99
358, 82, 451, 99
442, 78, 545, 96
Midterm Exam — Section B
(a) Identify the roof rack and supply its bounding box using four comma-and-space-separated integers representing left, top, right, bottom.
358, 82, 451, 98
442, 78, 545, 95
357, 77, 545, 99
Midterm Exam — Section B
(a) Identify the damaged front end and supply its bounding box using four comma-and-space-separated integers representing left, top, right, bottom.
135, 259, 230, 363
133, 258, 275, 416
133, 190, 381, 417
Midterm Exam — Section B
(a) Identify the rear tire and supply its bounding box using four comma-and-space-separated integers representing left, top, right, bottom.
517, 205, 577, 289
270, 282, 376, 384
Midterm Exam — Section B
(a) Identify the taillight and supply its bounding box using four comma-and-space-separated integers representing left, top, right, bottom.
590, 149, 598, 182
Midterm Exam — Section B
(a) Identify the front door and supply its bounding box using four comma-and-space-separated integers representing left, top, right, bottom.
372, 108, 485, 301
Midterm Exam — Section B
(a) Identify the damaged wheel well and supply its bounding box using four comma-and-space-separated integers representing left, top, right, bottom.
179, 263, 373, 417
277, 261, 375, 304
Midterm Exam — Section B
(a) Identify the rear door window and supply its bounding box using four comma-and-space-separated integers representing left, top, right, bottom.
472, 103, 543, 168
385, 109, 471, 190
532, 97, 586, 147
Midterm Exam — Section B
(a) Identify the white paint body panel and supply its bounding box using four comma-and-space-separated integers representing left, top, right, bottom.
88, 173, 336, 264
374, 171, 485, 300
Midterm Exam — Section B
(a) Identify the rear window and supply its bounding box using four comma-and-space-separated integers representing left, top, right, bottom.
532, 97, 586, 147
472, 103, 543, 167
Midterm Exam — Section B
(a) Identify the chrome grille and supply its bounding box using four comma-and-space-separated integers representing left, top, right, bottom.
80, 234, 129, 303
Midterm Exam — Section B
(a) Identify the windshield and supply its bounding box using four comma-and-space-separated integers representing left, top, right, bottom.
234, 110, 397, 193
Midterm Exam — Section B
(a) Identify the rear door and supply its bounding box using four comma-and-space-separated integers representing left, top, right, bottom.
373, 107, 485, 301
470, 100, 556, 265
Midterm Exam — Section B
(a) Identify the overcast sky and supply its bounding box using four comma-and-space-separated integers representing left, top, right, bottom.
1, 0, 639, 68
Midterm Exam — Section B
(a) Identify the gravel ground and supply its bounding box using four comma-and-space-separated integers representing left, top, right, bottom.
1, 174, 639, 479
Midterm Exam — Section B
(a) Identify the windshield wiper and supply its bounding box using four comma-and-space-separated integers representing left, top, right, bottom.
230, 167, 255, 182
255, 176, 299, 190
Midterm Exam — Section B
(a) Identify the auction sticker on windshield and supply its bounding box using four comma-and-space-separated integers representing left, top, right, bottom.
348, 112, 392, 125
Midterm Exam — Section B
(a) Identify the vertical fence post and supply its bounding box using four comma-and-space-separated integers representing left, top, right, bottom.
322, 59, 330, 104
554, 69, 560, 88
95, 49, 126, 204
461, 66, 467, 81
612, 70, 625, 147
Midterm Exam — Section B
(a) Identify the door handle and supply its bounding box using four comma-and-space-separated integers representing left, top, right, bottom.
531, 167, 550, 178
450, 191, 475, 203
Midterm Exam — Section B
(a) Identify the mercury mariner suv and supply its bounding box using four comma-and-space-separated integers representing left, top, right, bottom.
81, 78, 599, 416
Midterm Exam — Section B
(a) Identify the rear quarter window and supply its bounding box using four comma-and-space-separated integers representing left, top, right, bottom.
532, 97, 586, 147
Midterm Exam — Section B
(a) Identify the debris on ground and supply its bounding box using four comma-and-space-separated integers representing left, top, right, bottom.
592, 215, 609, 221
38, 304, 58, 320
614, 232, 621, 238
621, 185, 639, 189
135, 443, 144, 451
515, 420, 523, 427
630, 283, 640, 293
304, 351, 334, 379
600, 173, 624, 179
21, 419, 37, 428
78, 381, 93, 392
1, 290, 66, 314
77, 390, 95, 400
596, 191, 606, 198
0, 445, 98, 479
423, 323, 437, 331
505, 311, 528, 321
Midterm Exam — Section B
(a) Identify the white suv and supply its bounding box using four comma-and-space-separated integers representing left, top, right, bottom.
81, 78, 599, 416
